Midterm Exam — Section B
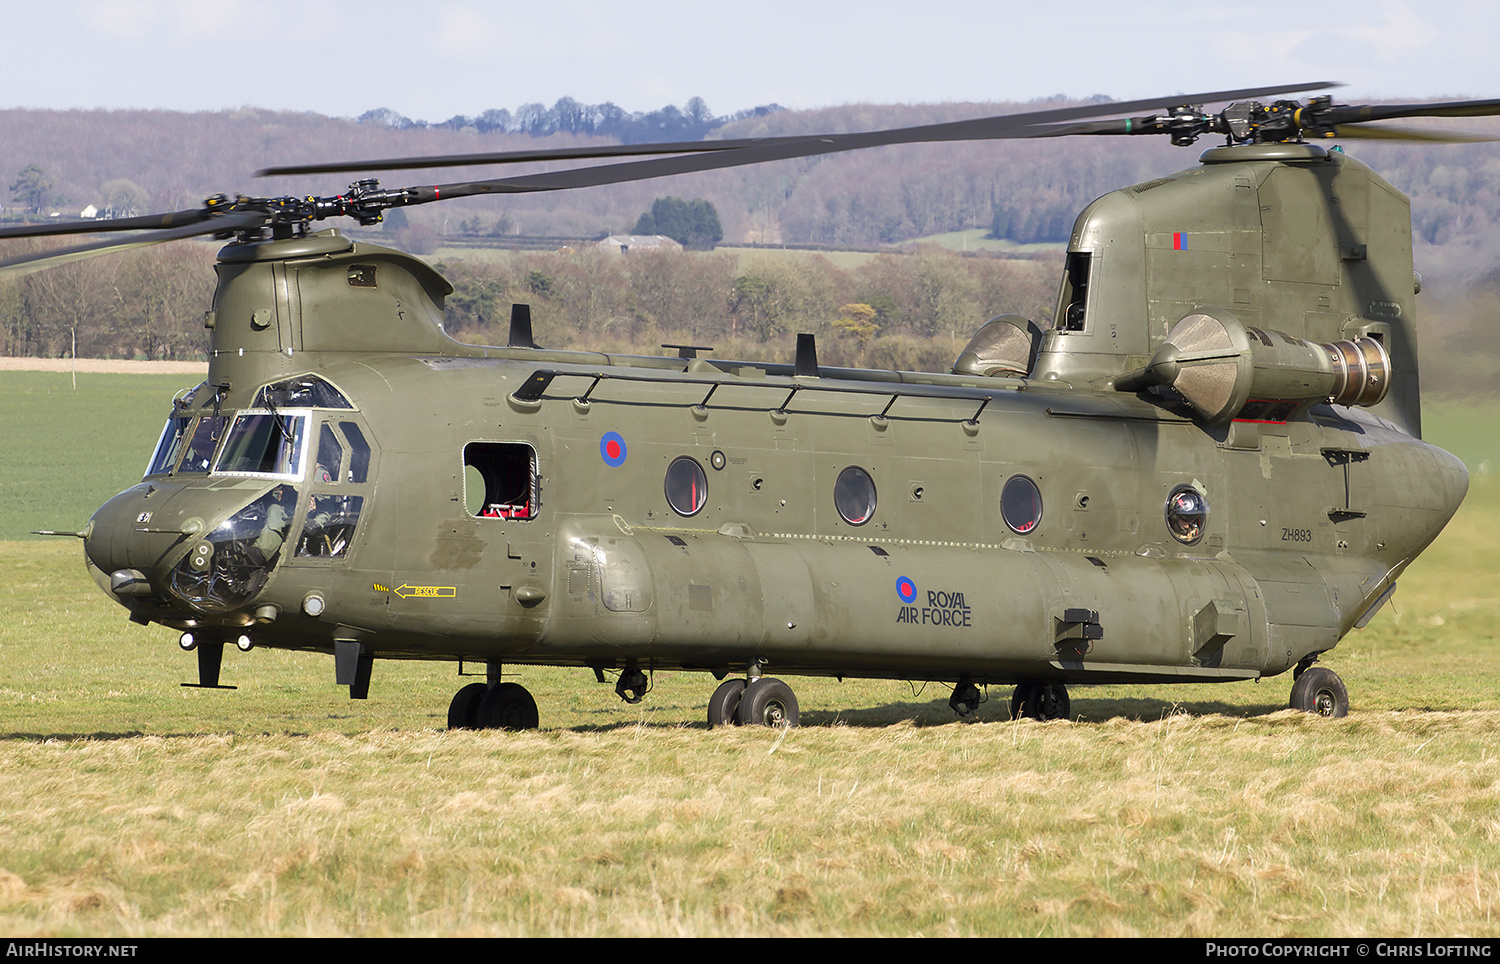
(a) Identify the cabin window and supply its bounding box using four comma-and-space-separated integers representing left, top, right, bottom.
465, 443, 537, 520
834, 466, 877, 526
1055, 251, 1092, 331
1165, 485, 1209, 545
664, 457, 708, 517
215, 412, 309, 479
1001, 475, 1043, 534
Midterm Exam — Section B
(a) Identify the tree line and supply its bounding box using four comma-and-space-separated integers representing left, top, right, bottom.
0, 242, 1062, 373
3, 237, 1494, 395
356, 96, 784, 144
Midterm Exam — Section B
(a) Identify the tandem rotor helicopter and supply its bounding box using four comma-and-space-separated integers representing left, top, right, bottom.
2, 82, 1487, 728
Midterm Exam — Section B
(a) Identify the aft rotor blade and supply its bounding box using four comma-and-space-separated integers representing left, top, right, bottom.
269, 82, 1339, 186
416, 82, 1340, 199
0, 212, 264, 276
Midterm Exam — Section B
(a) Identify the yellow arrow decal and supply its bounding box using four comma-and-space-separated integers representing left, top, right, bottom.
393, 584, 457, 599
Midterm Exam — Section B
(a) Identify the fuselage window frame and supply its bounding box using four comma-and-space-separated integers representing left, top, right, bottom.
212, 409, 312, 482
465, 442, 540, 521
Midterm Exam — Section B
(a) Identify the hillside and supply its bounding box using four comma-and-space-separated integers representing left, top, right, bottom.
6, 98, 1500, 271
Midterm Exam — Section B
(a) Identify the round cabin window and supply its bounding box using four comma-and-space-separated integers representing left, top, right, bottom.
834, 466, 877, 526
1165, 485, 1209, 544
664, 457, 708, 517
1001, 475, 1043, 534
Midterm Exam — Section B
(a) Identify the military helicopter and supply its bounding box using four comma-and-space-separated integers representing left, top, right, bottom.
2, 82, 1486, 729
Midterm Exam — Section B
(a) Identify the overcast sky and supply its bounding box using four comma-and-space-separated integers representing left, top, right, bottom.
4, 0, 1498, 122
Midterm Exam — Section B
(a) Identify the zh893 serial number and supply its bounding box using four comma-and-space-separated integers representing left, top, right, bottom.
1281, 527, 1313, 543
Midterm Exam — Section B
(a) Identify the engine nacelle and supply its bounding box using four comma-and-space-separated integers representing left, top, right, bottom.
1117, 310, 1390, 424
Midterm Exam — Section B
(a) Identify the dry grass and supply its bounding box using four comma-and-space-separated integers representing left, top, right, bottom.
0, 713, 1496, 936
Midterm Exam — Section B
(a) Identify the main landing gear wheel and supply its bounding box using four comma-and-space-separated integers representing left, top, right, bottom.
447, 682, 489, 729
473, 681, 540, 730
1289, 666, 1349, 718
1011, 681, 1070, 721
707, 678, 747, 728
736, 677, 799, 727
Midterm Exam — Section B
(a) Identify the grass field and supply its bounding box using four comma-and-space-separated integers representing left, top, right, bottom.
1, 372, 1497, 936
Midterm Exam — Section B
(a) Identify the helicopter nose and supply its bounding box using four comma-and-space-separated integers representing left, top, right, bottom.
82, 481, 291, 616
83, 483, 199, 599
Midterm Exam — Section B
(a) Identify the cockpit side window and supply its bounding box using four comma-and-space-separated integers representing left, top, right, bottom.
340, 422, 372, 483
178, 417, 228, 474
1055, 251, 1092, 332
314, 423, 344, 484
289, 418, 376, 565
146, 417, 192, 477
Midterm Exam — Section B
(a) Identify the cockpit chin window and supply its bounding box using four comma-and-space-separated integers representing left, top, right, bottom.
168, 485, 298, 613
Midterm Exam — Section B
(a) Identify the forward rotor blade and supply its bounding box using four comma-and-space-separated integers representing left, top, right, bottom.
414, 83, 1339, 200
258, 141, 751, 177
1321, 97, 1500, 126
0, 207, 216, 240
266, 82, 1338, 184
0, 212, 264, 276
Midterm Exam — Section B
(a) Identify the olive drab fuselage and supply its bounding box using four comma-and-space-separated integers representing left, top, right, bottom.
81, 143, 1469, 698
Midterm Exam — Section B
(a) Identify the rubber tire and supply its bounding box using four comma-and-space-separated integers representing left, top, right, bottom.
1011, 681, 1070, 721
736, 677, 799, 727
476, 681, 540, 730
1289, 666, 1349, 718
707, 678, 747, 728
447, 682, 489, 730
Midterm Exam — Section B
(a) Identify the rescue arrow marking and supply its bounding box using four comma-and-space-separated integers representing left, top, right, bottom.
393, 584, 457, 599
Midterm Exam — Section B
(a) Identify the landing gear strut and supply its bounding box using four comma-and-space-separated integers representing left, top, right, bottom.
1011, 681, 1070, 721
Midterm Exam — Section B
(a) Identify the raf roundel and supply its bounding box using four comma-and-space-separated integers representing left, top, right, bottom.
896, 577, 917, 604
599, 432, 627, 467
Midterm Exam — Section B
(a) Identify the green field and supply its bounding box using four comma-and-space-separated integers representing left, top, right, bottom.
1, 372, 1498, 936
0, 371, 204, 542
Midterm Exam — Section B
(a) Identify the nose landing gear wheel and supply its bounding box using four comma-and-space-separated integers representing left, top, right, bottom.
736, 677, 799, 727
1289, 666, 1348, 718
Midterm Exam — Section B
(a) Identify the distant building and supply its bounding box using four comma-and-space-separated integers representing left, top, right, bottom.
79, 204, 99, 219
596, 234, 683, 255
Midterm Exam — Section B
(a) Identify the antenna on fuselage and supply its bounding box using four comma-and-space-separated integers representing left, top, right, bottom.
795, 332, 821, 378
508, 303, 539, 349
